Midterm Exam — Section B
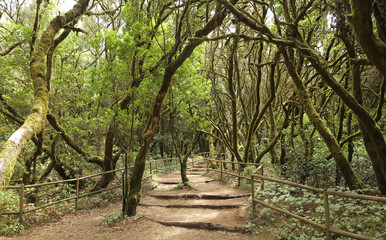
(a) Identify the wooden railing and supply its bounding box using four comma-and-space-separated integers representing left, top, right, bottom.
2, 168, 126, 225
149, 158, 178, 174
205, 157, 386, 240
205, 158, 263, 186
1, 156, 203, 225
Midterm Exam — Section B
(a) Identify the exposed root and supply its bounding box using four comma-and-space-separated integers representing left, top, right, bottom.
148, 193, 250, 199
157, 179, 215, 184
154, 220, 246, 232
139, 203, 246, 209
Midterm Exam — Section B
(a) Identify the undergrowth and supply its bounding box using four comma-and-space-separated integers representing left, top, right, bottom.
0, 190, 24, 235
250, 181, 385, 239
173, 181, 195, 190
101, 211, 122, 227
210, 164, 385, 239
0, 186, 121, 236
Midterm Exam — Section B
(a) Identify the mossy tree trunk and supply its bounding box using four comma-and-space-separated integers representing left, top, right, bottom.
227, 38, 243, 164
180, 140, 192, 185
337, 9, 386, 193
349, 0, 386, 78
282, 50, 366, 190
91, 120, 116, 191
218, 0, 383, 192
0, 0, 90, 189
207, 108, 218, 169
47, 112, 104, 167
122, 3, 234, 217
268, 105, 279, 164
180, 124, 195, 185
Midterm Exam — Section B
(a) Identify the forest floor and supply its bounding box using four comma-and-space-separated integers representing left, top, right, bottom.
2, 164, 276, 240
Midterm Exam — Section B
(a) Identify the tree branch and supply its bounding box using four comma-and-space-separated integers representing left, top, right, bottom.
0, 40, 23, 56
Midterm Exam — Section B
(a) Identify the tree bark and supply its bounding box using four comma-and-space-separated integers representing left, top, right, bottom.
208, 123, 218, 168
0, 0, 89, 189
298, 41, 386, 193
348, 0, 386, 78
91, 120, 115, 191
338, 22, 386, 193
180, 141, 192, 185
122, 3, 233, 217
47, 112, 104, 167
283, 50, 365, 189
180, 124, 195, 185
268, 106, 279, 164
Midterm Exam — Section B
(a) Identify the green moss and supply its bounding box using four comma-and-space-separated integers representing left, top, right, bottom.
0, 141, 18, 190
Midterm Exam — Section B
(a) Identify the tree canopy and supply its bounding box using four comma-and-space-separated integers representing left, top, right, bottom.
0, 0, 385, 217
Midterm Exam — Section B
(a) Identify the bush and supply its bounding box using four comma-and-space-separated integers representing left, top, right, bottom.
253, 182, 386, 239
102, 211, 122, 227
0, 190, 24, 235
0, 190, 19, 212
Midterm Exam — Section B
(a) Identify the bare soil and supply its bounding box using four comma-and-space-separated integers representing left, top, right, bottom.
2, 164, 275, 240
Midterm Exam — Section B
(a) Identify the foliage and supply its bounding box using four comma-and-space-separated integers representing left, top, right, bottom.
0, 190, 19, 213
281, 130, 335, 187
0, 218, 24, 235
0, 0, 385, 234
173, 181, 195, 190
241, 165, 257, 177
102, 211, 122, 227
0, 190, 23, 235
253, 181, 386, 239
350, 141, 377, 186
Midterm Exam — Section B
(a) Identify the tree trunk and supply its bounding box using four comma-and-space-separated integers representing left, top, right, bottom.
180, 124, 195, 185
283, 50, 365, 190
180, 144, 191, 185
92, 121, 115, 191
268, 106, 279, 164
208, 109, 218, 168
0, 0, 89, 189
122, 5, 232, 216
349, 0, 386, 78
47, 111, 104, 167
338, 15, 386, 193
227, 38, 243, 164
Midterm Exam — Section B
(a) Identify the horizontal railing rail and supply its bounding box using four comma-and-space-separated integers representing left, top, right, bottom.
205, 157, 385, 240
205, 158, 262, 186
251, 173, 385, 240
1, 156, 204, 225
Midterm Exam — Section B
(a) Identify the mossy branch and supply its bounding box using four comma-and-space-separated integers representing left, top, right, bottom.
0, 0, 90, 190
0, 40, 24, 56
46, 112, 103, 168
349, 0, 386, 78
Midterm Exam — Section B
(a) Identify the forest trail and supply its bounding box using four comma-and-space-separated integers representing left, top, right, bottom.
4, 164, 262, 240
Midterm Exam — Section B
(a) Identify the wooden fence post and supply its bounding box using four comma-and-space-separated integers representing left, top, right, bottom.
323, 189, 332, 240
150, 161, 153, 175
19, 184, 24, 225
261, 165, 264, 190
237, 162, 241, 186
220, 159, 223, 179
75, 177, 79, 210
251, 176, 255, 216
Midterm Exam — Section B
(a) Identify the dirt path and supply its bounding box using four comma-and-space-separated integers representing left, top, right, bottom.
4, 164, 259, 240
